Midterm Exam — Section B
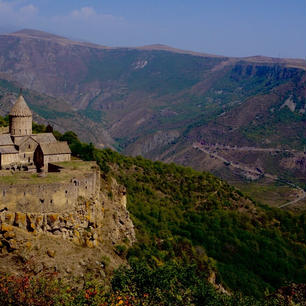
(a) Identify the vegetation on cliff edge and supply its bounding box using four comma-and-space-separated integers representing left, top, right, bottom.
60, 129, 306, 299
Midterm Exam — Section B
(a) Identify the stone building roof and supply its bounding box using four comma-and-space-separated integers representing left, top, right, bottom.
9, 94, 32, 117
0, 146, 18, 154
13, 135, 32, 146
0, 134, 14, 146
39, 142, 71, 155
31, 133, 57, 144
13, 133, 57, 146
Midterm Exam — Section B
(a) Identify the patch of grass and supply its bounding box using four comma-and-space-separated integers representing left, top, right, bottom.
0, 161, 95, 185
234, 180, 296, 207
0, 172, 72, 185
54, 160, 96, 171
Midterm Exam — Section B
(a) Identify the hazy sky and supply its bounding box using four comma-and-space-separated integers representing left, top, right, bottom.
0, 0, 305, 58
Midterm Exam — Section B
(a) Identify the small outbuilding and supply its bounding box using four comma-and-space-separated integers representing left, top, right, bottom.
0, 147, 19, 169
0, 134, 19, 168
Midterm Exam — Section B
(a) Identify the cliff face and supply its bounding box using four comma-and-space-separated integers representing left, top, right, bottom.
0, 171, 135, 280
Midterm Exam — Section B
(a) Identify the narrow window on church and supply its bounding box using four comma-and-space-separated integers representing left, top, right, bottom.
19, 129, 21, 134
24, 153, 26, 158
28, 144, 31, 149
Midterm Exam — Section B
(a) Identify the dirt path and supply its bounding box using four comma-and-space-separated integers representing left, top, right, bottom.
193, 143, 269, 178
196, 143, 297, 154
193, 142, 305, 209
278, 184, 306, 208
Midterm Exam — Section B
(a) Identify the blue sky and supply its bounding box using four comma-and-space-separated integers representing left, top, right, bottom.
0, 0, 305, 58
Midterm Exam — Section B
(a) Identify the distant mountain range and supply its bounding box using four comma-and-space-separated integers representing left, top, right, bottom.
0, 29, 305, 190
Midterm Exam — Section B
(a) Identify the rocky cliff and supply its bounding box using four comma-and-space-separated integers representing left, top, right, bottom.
0, 170, 135, 280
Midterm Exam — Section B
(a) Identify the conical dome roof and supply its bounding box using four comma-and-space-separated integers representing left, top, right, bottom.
9, 94, 32, 117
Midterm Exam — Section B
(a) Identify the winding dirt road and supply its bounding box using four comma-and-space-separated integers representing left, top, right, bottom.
193, 142, 306, 208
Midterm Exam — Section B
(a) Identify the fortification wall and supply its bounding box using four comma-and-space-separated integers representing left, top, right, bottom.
44, 154, 70, 165
0, 173, 135, 256
0, 168, 100, 213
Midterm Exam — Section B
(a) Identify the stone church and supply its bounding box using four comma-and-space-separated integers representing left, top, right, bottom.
0, 93, 71, 171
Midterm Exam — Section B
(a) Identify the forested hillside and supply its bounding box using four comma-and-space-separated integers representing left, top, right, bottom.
56, 128, 306, 302
0, 118, 305, 304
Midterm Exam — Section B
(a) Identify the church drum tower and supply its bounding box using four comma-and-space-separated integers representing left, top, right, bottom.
9, 94, 32, 137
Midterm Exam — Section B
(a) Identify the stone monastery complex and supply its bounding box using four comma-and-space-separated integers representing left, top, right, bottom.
0, 93, 71, 171
0, 93, 101, 220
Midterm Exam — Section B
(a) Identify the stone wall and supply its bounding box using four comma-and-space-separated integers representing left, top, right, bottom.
0, 168, 100, 213
44, 153, 71, 166
0, 173, 136, 257
0, 153, 19, 167
0, 164, 106, 253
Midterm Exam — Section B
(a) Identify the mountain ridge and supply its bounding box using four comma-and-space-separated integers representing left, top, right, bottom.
6, 28, 306, 68
0, 28, 305, 205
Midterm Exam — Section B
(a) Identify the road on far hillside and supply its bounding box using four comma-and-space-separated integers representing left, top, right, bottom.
192, 142, 306, 209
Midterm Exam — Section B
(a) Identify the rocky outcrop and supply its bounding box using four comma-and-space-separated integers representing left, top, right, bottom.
100, 178, 135, 246
0, 173, 135, 279
0, 177, 135, 253
0, 198, 101, 251
280, 153, 306, 173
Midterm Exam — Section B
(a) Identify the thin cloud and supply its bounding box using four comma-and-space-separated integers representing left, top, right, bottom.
19, 4, 38, 16
53, 6, 125, 25
50, 6, 126, 43
0, 2, 126, 42
0, 1, 39, 26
